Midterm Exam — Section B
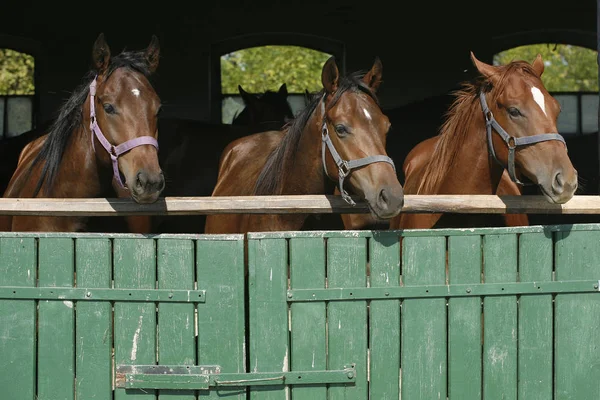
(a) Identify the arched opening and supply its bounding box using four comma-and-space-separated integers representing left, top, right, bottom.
494, 44, 598, 136
210, 33, 344, 124
0, 48, 35, 138
219, 45, 332, 124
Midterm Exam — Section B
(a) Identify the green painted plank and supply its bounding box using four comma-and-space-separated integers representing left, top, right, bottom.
448, 235, 482, 400
157, 239, 196, 400
0, 237, 36, 400
248, 238, 288, 400
554, 230, 600, 399
114, 238, 157, 400
369, 232, 400, 400
518, 232, 553, 400
248, 223, 600, 240
75, 238, 113, 400
483, 234, 518, 400
37, 238, 75, 400
289, 237, 327, 400
401, 236, 447, 400
327, 237, 368, 400
197, 238, 246, 399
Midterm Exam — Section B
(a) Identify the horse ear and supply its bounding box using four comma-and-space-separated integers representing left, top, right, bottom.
363, 57, 383, 91
145, 34, 160, 73
92, 33, 111, 72
532, 53, 544, 77
278, 83, 288, 96
238, 85, 255, 106
321, 56, 339, 93
470, 51, 499, 83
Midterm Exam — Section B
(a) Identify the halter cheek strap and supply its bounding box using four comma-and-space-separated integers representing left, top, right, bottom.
319, 95, 396, 205
89, 76, 159, 189
480, 91, 566, 186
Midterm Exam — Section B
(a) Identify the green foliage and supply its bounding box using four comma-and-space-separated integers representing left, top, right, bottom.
0, 49, 35, 95
493, 44, 598, 92
221, 45, 331, 94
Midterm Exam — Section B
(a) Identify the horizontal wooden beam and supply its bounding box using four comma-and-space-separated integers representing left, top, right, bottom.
0, 195, 598, 216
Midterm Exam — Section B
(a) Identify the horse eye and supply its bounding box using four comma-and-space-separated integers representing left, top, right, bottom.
507, 107, 521, 118
103, 103, 116, 114
335, 124, 348, 136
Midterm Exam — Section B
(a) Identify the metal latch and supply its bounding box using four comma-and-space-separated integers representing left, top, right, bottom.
116, 364, 356, 390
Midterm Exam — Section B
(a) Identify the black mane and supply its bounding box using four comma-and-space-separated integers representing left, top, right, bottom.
254, 71, 379, 195
29, 49, 155, 197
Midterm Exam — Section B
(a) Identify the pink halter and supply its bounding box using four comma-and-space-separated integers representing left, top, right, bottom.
89, 76, 159, 189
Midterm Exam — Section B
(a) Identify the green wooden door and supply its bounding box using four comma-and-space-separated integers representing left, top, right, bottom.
247, 224, 600, 400
0, 233, 246, 400
1, 224, 599, 399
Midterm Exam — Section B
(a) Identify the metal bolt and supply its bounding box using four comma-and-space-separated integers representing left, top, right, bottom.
86, 292, 92, 298
594, 283, 599, 290
168, 292, 173, 299
385, 292, 390, 297
287, 292, 293, 299
347, 371, 354, 379
466, 288, 471, 293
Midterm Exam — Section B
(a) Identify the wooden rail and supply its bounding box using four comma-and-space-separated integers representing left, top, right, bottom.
0, 195, 599, 216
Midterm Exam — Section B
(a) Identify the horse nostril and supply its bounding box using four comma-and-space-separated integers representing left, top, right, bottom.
552, 172, 564, 194
136, 172, 144, 188
378, 188, 390, 209
157, 172, 166, 192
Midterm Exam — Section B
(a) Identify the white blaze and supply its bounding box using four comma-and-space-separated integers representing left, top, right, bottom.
531, 86, 547, 116
131, 88, 140, 97
363, 107, 372, 120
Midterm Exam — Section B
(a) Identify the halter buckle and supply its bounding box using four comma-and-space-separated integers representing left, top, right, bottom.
339, 161, 350, 177
110, 146, 118, 157
485, 109, 494, 122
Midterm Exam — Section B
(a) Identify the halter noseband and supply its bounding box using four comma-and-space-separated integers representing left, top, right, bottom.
480, 91, 566, 186
89, 76, 159, 189
320, 94, 396, 205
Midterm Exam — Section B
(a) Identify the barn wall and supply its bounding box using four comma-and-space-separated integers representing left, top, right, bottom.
3, 1, 596, 126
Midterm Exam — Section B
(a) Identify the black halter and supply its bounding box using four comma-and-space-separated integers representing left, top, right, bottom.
319, 94, 396, 205
480, 91, 567, 186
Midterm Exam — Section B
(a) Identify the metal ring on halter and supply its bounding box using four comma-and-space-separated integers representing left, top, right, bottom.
507, 137, 517, 150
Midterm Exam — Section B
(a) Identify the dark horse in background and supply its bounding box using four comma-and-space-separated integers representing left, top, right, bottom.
233, 83, 294, 127
151, 83, 296, 233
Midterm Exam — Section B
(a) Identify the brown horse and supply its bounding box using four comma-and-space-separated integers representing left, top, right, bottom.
204, 56, 404, 234
0, 33, 164, 232
390, 52, 577, 230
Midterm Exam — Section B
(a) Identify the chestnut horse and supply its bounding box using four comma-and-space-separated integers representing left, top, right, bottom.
0, 33, 164, 232
204, 56, 404, 234
390, 52, 577, 230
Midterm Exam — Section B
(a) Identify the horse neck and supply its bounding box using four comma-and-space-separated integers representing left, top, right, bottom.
279, 109, 328, 195
437, 104, 505, 194
53, 124, 109, 198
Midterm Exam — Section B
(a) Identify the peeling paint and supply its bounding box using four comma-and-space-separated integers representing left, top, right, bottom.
131, 315, 144, 361
63, 300, 73, 308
